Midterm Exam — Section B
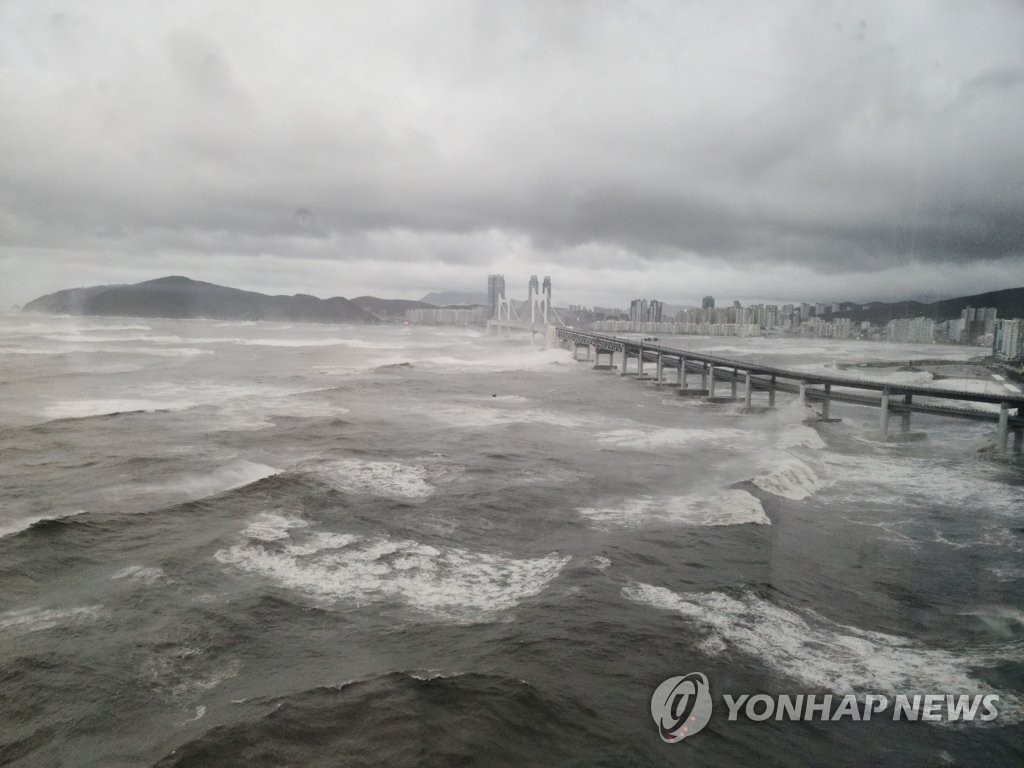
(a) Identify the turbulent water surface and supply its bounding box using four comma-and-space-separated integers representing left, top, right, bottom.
0, 315, 1021, 766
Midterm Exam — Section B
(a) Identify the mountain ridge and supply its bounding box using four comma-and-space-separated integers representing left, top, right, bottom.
23, 276, 379, 324
819, 286, 1024, 323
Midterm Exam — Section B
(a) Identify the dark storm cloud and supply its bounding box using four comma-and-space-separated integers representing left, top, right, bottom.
1, 0, 1022, 306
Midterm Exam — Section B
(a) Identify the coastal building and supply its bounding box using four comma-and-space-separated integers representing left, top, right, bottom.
994, 318, 1023, 360
406, 306, 489, 325
486, 274, 505, 319
887, 317, 935, 344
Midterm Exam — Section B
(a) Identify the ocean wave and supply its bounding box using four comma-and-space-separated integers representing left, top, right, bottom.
1, 322, 152, 335
155, 671, 618, 767
0, 604, 103, 635
111, 564, 166, 584
144, 460, 281, 500
41, 398, 198, 420
417, 347, 573, 373
578, 489, 769, 529
40, 333, 185, 344
776, 424, 827, 450
215, 518, 569, 622
420, 404, 590, 430
307, 458, 435, 500
596, 427, 747, 451
814, 452, 1024, 518
0, 509, 86, 540
623, 583, 1022, 724
751, 454, 821, 500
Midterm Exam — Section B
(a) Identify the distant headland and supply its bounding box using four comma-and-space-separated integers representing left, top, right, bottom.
22, 276, 390, 324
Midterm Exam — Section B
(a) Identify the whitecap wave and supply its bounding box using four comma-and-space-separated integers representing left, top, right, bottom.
777, 424, 826, 450
578, 489, 769, 529
623, 583, 1022, 723
596, 427, 746, 451
0, 509, 85, 539
216, 519, 569, 622
751, 455, 820, 500
112, 565, 166, 584
423, 404, 589, 430
145, 460, 280, 500
42, 398, 197, 419
0, 605, 103, 634
309, 459, 434, 500
814, 452, 1024, 518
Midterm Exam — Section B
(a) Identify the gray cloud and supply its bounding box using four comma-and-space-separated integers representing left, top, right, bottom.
1, 0, 1023, 307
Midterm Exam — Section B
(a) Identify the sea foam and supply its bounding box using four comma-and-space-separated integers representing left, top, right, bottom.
0, 605, 103, 635
310, 459, 435, 500
578, 489, 769, 529
216, 517, 569, 622
623, 583, 1022, 723
751, 455, 821, 500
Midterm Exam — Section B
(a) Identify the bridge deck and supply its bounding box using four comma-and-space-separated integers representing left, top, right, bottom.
558, 329, 1024, 426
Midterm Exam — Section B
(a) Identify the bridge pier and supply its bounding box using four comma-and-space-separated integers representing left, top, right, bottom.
704, 366, 741, 403
619, 350, 629, 376
676, 357, 708, 396
1013, 428, 1023, 455
818, 383, 840, 422
998, 402, 1009, 454
769, 375, 776, 407
744, 371, 753, 409
657, 358, 679, 387
655, 353, 663, 384
798, 380, 807, 405
593, 349, 614, 370
880, 387, 890, 436
901, 394, 912, 433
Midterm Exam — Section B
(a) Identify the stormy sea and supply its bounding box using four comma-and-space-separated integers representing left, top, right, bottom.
1, 314, 1021, 767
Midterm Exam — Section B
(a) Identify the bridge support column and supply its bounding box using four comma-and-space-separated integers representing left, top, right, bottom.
1013, 429, 1023, 455
901, 394, 912, 433
637, 351, 645, 379
798, 380, 807, 405
709, 366, 716, 398
820, 383, 831, 420
997, 402, 1009, 454
700, 363, 708, 392
679, 356, 687, 388
769, 375, 776, 407
619, 350, 628, 376
744, 372, 753, 409
731, 368, 738, 398
880, 387, 890, 436
656, 354, 663, 384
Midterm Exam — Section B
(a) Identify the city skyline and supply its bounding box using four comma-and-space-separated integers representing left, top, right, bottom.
3, 2, 1024, 308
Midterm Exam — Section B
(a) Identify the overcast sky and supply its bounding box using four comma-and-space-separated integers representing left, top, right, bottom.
2, 0, 1023, 309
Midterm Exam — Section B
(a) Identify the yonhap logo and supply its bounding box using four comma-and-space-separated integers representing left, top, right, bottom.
651, 672, 713, 743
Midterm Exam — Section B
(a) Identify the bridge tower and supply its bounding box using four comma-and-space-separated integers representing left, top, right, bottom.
529, 274, 558, 326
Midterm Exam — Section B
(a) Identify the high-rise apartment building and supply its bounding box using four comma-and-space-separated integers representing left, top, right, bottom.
486, 274, 505, 319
